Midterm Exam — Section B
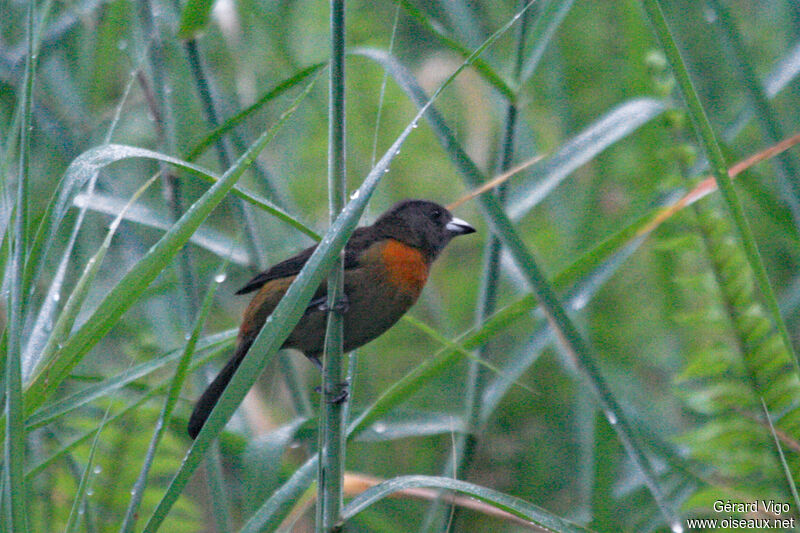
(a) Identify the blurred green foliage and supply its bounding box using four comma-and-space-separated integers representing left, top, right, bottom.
3, 0, 800, 531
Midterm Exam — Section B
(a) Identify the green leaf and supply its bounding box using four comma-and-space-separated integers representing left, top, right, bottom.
519, 0, 576, 83
5, 2, 36, 530
71, 192, 250, 265
185, 63, 326, 165
508, 98, 669, 220
23, 342, 228, 481
24, 172, 161, 392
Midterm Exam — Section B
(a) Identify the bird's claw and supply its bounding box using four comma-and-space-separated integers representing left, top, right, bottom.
314, 381, 349, 404
316, 294, 350, 314
332, 296, 350, 313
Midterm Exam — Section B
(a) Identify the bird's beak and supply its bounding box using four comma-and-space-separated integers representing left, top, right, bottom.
446, 217, 476, 235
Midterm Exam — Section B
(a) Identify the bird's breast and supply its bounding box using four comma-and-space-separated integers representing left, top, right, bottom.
378, 239, 429, 294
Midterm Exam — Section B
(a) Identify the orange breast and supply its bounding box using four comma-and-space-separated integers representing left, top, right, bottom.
381, 239, 429, 292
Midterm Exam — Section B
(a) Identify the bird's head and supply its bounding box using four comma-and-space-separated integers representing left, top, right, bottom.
373, 199, 476, 260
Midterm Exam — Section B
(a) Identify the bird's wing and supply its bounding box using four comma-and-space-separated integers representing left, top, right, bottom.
235, 245, 316, 294
235, 226, 378, 295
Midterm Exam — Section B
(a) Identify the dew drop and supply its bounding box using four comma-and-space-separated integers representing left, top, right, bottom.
86, 489, 94, 496
703, 6, 717, 23
373, 421, 387, 433
52, 292, 60, 302
605, 411, 618, 425
671, 523, 684, 533
93, 465, 102, 474
214, 273, 227, 283
118, 39, 128, 51
349, 189, 360, 200
572, 293, 588, 310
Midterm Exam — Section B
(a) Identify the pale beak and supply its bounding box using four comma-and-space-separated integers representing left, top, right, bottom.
446, 217, 476, 235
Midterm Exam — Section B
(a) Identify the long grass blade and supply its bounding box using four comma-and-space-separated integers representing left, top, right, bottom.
508, 98, 669, 219
185, 63, 327, 163
761, 398, 800, 513
706, 0, 800, 228
21, 63, 142, 383
63, 402, 113, 533
25, 172, 160, 393
23, 343, 230, 482
519, 0, 576, 84
71, 192, 250, 265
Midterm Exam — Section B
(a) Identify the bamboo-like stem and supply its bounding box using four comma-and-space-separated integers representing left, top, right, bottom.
317, 0, 348, 530
4, 1, 34, 531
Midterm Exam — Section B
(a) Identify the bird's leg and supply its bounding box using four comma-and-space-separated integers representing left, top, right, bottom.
313, 379, 350, 404
325, 380, 349, 404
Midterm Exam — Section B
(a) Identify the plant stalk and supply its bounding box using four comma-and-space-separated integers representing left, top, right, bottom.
317, 0, 348, 530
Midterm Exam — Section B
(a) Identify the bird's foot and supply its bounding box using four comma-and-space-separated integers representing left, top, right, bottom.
314, 381, 350, 404
314, 293, 350, 314
328, 381, 349, 404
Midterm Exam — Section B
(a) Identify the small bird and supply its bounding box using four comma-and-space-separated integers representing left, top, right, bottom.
188, 199, 476, 438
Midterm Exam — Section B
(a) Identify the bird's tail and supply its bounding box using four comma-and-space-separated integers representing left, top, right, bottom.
187, 340, 251, 439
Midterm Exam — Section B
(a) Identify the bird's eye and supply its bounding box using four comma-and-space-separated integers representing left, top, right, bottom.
432, 209, 443, 220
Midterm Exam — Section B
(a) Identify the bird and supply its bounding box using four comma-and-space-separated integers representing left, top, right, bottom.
188, 199, 476, 438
